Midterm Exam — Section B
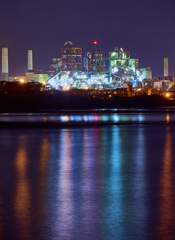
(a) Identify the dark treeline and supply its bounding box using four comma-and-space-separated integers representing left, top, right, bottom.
0, 81, 175, 112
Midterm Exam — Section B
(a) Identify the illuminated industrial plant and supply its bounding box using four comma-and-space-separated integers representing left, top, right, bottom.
46, 41, 152, 90
1, 41, 154, 90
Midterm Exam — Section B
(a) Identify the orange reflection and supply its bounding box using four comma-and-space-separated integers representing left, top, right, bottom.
166, 114, 170, 122
65, 115, 69, 122
14, 135, 31, 239
156, 127, 173, 239
39, 137, 49, 177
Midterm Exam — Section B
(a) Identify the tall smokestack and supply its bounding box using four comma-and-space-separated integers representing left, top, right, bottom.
2, 47, 9, 81
28, 50, 33, 71
164, 57, 169, 77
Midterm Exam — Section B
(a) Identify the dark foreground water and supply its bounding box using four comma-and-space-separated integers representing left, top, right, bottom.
1, 124, 175, 240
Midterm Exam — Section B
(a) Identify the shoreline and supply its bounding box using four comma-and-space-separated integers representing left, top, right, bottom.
0, 92, 175, 113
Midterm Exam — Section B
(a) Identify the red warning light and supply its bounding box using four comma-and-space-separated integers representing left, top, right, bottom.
94, 41, 97, 45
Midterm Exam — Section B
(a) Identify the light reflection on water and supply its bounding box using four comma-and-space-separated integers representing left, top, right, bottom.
0, 126, 175, 239
14, 135, 31, 240
55, 130, 73, 240
1, 112, 175, 124
156, 126, 174, 240
0, 187, 3, 240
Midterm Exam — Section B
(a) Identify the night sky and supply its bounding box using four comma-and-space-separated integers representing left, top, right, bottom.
0, 0, 175, 77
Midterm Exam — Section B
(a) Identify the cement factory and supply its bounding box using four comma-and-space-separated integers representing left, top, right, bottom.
1, 41, 175, 95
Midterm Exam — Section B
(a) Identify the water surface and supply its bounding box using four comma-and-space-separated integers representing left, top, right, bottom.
0, 125, 175, 240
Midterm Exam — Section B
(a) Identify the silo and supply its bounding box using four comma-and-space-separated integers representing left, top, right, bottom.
2, 47, 9, 81
164, 57, 169, 77
28, 50, 33, 71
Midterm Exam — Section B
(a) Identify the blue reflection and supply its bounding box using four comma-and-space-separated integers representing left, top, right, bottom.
131, 127, 147, 237
138, 114, 144, 122
111, 114, 119, 122
75, 115, 82, 122
100, 126, 124, 239
83, 115, 88, 122
1, 126, 175, 240
70, 115, 75, 121
60, 116, 65, 122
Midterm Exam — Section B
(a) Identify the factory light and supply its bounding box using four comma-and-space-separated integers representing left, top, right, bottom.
113, 67, 118, 73
20, 79, 24, 83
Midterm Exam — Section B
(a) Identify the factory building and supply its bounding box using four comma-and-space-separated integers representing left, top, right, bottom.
84, 50, 105, 73
130, 59, 139, 72
3, 42, 173, 93
139, 67, 152, 79
46, 43, 154, 90
47, 58, 62, 77
130, 59, 152, 80
9, 71, 48, 83
8, 49, 49, 84
61, 41, 82, 72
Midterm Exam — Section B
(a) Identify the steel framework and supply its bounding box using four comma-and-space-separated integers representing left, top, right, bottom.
109, 47, 130, 69
84, 51, 105, 73
61, 41, 82, 72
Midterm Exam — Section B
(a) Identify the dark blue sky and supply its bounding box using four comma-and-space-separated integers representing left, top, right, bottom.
0, 0, 175, 77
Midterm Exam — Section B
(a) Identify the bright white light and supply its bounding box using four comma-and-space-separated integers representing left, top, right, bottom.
113, 67, 118, 73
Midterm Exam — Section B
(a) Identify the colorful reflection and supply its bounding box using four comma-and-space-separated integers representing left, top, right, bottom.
14, 135, 31, 240
0, 191, 3, 239
102, 126, 124, 238
37, 137, 50, 220
80, 128, 101, 239
156, 127, 174, 239
131, 127, 147, 236
57, 113, 147, 123
55, 130, 73, 239
1, 126, 175, 240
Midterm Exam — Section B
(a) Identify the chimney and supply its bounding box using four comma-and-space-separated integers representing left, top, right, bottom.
28, 50, 33, 71
164, 57, 169, 77
2, 46, 9, 81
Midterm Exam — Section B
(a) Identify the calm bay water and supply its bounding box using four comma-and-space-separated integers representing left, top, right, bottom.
1, 123, 175, 239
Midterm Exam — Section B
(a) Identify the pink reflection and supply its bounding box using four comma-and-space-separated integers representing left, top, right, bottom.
55, 130, 73, 239
0, 194, 3, 239
38, 137, 49, 214
156, 127, 173, 239
81, 129, 101, 238
14, 135, 31, 240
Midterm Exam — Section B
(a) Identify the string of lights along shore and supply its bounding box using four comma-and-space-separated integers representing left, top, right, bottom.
1, 41, 173, 92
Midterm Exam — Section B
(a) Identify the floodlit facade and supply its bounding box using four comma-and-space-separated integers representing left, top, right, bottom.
9, 72, 49, 83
